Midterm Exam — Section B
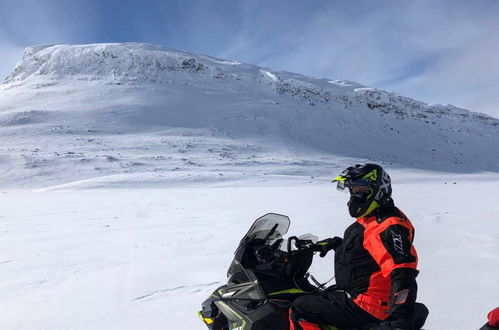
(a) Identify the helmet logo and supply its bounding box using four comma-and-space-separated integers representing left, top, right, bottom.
363, 169, 378, 182
375, 171, 391, 201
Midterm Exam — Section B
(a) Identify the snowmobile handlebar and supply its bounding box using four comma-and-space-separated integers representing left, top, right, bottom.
287, 236, 320, 253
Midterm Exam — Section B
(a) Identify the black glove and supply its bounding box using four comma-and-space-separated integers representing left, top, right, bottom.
315, 237, 342, 257
387, 268, 418, 330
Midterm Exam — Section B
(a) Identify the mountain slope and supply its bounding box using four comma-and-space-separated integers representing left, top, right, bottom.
0, 43, 498, 187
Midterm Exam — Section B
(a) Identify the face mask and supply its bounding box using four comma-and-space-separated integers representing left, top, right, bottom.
348, 192, 370, 218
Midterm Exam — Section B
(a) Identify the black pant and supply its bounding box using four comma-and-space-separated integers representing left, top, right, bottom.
292, 290, 378, 329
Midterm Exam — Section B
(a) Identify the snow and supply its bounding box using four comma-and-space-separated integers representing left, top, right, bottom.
260, 69, 278, 82
1, 174, 498, 330
0, 43, 498, 329
328, 80, 357, 87
211, 60, 241, 66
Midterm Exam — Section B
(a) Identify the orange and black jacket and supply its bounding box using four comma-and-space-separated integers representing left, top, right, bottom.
334, 200, 418, 325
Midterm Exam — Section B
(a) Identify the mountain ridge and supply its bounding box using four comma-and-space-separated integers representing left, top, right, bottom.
6, 43, 498, 130
0, 43, 498, 187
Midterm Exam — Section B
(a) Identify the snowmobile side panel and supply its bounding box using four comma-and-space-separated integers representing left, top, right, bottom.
222, 280, 265, 301
197, 311, 215, 327
215, 301, 247, 329
216, 299, 290, 330
268, 288, 306, 296
245, 302, 289, 330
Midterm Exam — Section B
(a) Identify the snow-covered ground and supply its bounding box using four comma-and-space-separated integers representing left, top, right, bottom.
1, 43, 498, 329
1, 171, 498, 330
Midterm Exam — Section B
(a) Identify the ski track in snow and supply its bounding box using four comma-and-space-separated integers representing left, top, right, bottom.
131, 282, 221, 302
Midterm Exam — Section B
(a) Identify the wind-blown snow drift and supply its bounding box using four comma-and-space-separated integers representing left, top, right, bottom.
0, 43, 498, 187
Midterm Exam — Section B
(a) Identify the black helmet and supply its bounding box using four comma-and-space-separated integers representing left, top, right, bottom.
333, 163, 392, 218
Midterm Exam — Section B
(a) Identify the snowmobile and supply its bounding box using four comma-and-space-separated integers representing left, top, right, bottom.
198, 213, 427, 330
480, 307, 499, 330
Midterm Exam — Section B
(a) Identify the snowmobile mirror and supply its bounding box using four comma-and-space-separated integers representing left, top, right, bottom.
287, 236, 298, 253
297, 234, 318, 244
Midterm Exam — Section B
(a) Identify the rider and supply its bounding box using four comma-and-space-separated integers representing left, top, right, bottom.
290, 163, 426, 330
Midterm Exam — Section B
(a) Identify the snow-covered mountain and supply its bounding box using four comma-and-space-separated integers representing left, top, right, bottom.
1, 43, 498, 188
1, 43, 498, 330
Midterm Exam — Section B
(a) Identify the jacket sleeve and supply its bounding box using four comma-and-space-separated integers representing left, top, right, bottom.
364, 220, 419, 329
389, 268, 418, 328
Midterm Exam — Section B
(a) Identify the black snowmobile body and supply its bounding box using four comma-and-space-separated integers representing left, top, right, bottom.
198, 213, 322, 330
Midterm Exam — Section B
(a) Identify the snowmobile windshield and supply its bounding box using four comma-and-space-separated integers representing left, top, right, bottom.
227, 213, 290, 279
242, 213, 290, 244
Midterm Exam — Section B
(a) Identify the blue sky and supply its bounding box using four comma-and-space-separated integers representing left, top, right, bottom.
1, 0, 499, 117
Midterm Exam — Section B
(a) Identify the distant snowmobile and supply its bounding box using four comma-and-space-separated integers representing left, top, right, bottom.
198, 213, 428, 330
